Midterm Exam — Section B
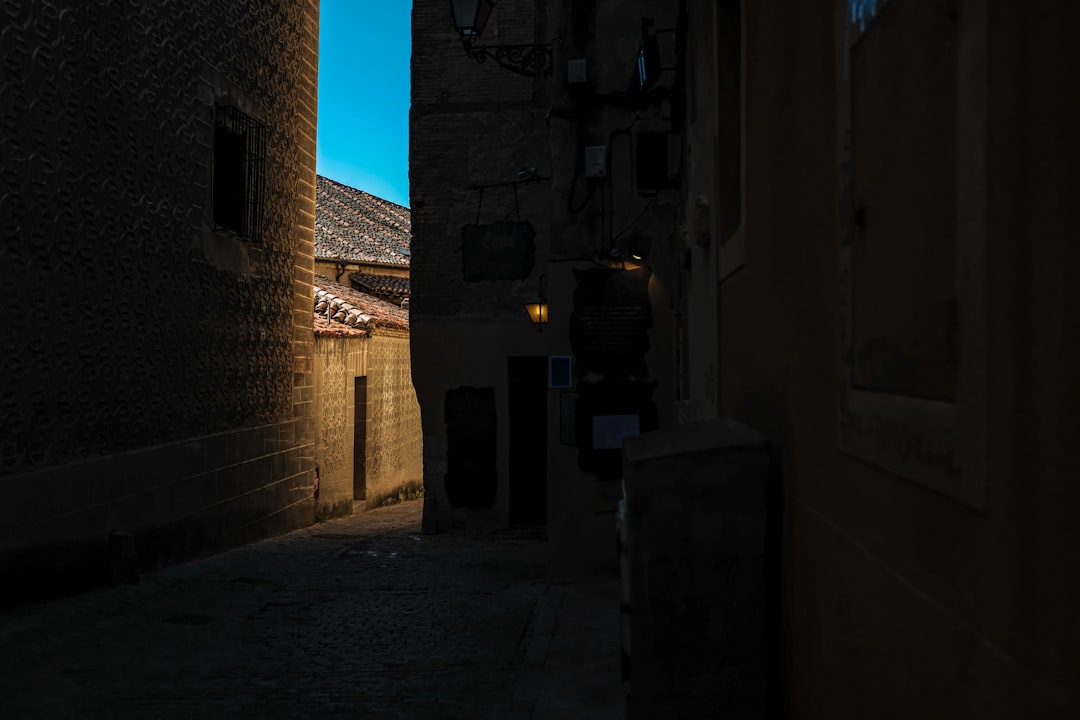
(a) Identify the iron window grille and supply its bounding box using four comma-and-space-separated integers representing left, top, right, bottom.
212, 104, 266, 242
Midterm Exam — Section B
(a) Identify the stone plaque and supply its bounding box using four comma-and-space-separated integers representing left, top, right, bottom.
570, 267, 653, 378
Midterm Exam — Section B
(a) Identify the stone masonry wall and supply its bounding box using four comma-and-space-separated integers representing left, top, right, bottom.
0, 0, 320, 599
410, 0, 678, 562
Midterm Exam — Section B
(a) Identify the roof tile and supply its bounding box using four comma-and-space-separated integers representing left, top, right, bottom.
315, 175, 411, 266
313, 274, 410, 336
350, 272, 411, 304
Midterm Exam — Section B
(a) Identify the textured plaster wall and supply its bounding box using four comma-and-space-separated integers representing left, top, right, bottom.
365, 332, 424, 507
705, 0, 1080, 716
313, 335, 363, 520
313, 332, 422, 518
0, 0, 321, 595
313, 260, 411, 281
410, 318, 576, 534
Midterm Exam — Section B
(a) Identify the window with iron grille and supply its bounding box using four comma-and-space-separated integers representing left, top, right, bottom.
213, 104, 266, 241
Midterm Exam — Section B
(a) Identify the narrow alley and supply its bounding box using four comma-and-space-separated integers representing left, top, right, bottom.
0, 499, 621, 719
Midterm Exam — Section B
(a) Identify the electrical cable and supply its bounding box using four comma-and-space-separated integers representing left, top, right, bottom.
611, 196, 657, 244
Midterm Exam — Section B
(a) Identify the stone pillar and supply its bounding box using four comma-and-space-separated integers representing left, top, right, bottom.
622, 417, 773, 719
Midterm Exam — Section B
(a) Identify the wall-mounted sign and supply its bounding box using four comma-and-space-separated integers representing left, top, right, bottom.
460, 220, 536, 281
575, 379, 658, 478
570, 267, 653, 378
549, 355, 572, 388
592, 414, 641, 450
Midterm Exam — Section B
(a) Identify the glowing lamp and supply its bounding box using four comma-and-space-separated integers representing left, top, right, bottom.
523, 295, 548, 331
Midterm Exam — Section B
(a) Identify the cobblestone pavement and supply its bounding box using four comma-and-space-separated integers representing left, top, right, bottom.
0, 499, 621, 719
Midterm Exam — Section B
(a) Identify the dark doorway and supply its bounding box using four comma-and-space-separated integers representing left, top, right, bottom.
354, 376, 367, 501
508, 356, 547, 526
445, 387, 498, 509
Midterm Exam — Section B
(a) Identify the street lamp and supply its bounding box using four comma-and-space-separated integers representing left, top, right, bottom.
449, 0, 554, 77
451, 0, 494, 37
523, 295, 548, 330
523, 274, 549, 331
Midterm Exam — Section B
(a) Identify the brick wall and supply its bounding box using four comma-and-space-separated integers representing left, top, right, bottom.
411, 0, 545, 107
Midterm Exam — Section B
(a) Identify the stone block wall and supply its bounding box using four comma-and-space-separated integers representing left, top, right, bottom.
293, 0, 321, 494
622, 419, 774, 718
0, 0, 320, 601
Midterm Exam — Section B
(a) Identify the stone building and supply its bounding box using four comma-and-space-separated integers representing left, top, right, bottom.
311, 275, 422, 519
310, 177, 421, 520
1, 0, 321, 600
411, 0, 681, 559
412, 0, 1080, 716
314, 174, 411, 305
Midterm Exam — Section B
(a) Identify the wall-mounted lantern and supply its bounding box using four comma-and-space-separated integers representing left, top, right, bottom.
523, 273, 549, 331
523, 295, 548, 329
629, 19, 662, 94
450, 0, 494, 37
449, 0, 553, 77
608, 230, 651, 269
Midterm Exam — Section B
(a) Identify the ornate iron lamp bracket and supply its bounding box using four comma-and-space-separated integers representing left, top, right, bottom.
462, 36, 553, 78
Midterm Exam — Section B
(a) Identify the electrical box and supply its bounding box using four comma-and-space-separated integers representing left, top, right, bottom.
585, 145, 607, 178
568, 58, 588, 84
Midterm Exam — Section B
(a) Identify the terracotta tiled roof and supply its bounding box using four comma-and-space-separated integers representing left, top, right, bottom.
349, 272, 410, 304
315, 175, 411, 266
313, 274, 410, 337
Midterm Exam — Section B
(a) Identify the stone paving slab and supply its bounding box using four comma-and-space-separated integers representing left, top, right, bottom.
531, 582, 623, 720
0, 499, 607, 719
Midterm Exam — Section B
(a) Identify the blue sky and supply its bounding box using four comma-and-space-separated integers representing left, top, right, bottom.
316, 1, 412, 208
